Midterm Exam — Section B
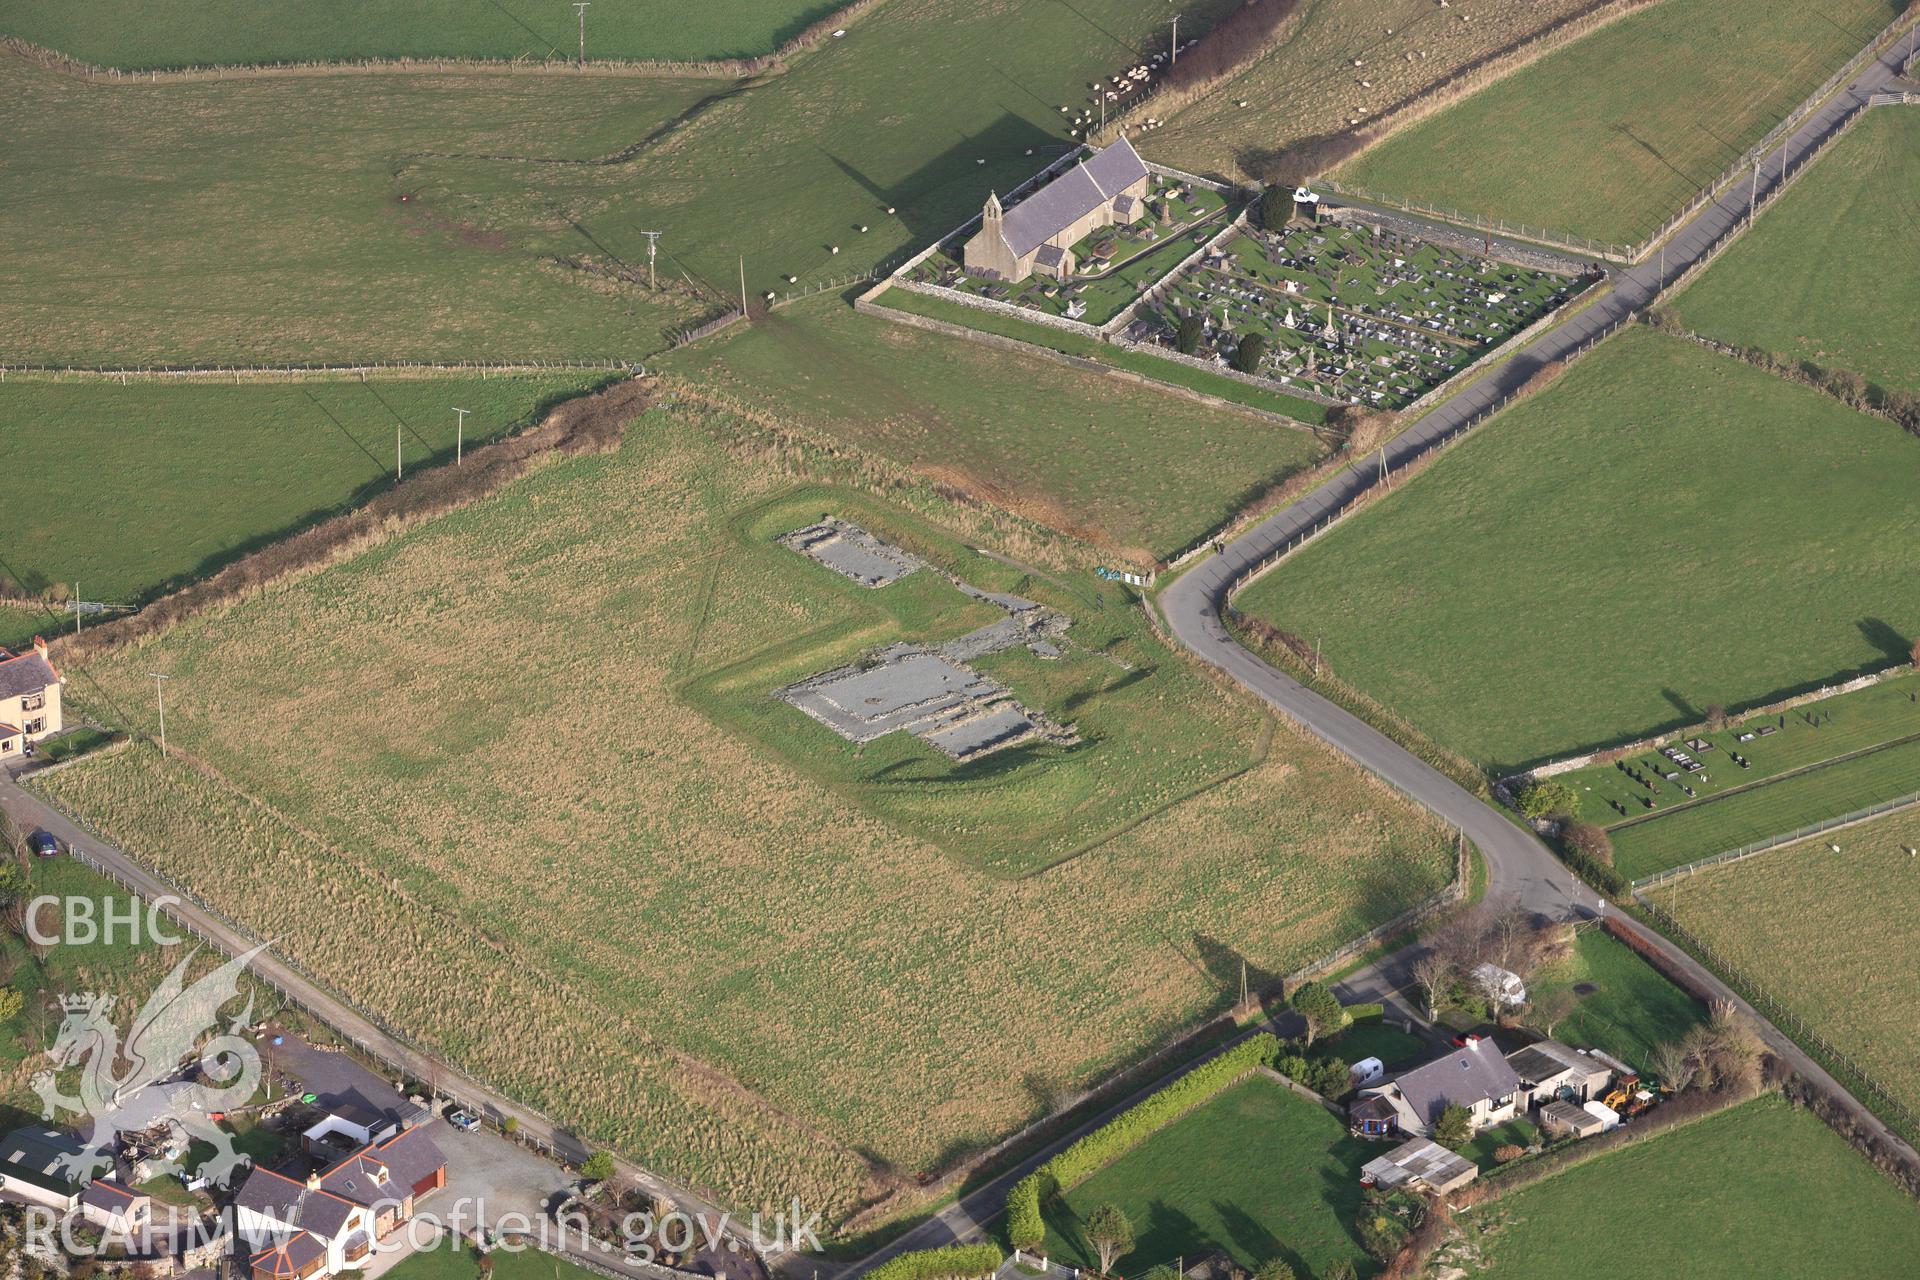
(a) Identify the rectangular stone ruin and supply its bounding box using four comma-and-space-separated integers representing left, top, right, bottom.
778, 518, 923, 588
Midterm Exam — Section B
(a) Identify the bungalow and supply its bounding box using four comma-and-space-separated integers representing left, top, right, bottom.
1350, 1039, 1522, 1139
0, 1124, 98, 1212
1359, 1138, 1478, 1195
0, 638, 64, 758
1505, 1040, 1612, 1111
80, 1179, 151, 1234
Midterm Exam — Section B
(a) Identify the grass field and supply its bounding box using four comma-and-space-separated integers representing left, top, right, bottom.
33, 404, 1453, 1222
1333, 0, 1902, 245
385, 1238, 608, 1280
871, 287, 1331, 423
0, 0, 842, 68
1147, 0, 1599, 184
1675, 105, 1920, 394
1524, 930, 1704, 1071
659, 295, 1328, 560
1649, 807, 1920, 1113
0, 373, 607, 615
1039, 1073, 1373, 1280
0, 0, 1244, 365
1235, 326, 1920, 775
1453, 1099, 1920, 1278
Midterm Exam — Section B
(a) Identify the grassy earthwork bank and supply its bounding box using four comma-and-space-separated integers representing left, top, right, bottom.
1236, 325, 1920, 776
872, 286, 1332, 424
1454, 1098, 1920, 1278
0, 373, 609, 614
33, 402, 1454, 1222
0, 0, 845, 67
0, 0, 1246, 365
1647, 806, 1920, 1114
1675, 105, 1920, 395
1334, 0, 1904, 245
661, 294, 1327, 559
1038, 1073, 1374, 1280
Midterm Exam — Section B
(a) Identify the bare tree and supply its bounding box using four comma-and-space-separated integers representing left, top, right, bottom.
1410, 951, 1454, 1021
1529, 987, 1578, 1038
1647, 1039, 1696, 1094
1487, 904, 1532, 973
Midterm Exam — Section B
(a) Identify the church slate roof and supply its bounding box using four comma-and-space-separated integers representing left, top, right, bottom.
999, 137, 1149, 257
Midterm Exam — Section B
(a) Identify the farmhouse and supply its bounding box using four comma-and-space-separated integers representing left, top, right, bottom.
963, 137, 1151, 283
0, 637, 63, 758
236, 1121, 446, 1280
1350, 1039, 1522, 1139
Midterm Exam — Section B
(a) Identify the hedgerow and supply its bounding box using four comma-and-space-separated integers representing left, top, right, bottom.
1005, 1033, 1279, 1249
866, 1246, 1004, 1280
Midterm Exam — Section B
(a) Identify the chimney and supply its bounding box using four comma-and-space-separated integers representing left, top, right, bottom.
32, 636, 48, 659
306, 1172, 321, 1191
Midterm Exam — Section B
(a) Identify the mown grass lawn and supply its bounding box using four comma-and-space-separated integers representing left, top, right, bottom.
663, 294, 1326, 559
1458, 1099, 1920, 1278
1524, 930, 1705, 1072
1335, 0, 1902, 245
1236, 326, 1920, 775
385, 1239, 607, 1280
1649, 807, 1920, 1114
0, 0, 841, 67
1675, 105, 1920, 394
1040, 1074, 1372, 1280
0, 374, 607, 608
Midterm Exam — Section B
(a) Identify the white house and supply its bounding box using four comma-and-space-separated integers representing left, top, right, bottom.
1349, 1039, 1522, 1139
80, 1179, 151, 1233
0, 639, 64, 758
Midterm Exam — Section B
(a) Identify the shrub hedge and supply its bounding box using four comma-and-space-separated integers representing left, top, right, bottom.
866, 1245, 1005, 1280
1005, 1033, 1280, 1249
1342, 1002, 1385, 1022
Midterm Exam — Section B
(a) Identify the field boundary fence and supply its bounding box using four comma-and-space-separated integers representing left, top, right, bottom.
1632, 894, 1920, 1148
0, 359, 638, 384
1309, 179, 1630, 262
1631, 789, 1920, 890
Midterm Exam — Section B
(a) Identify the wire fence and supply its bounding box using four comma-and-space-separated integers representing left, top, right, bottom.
1630, 789, 1920, 890
1310, 179, 1630, 262
1632, 895, 1920, 1148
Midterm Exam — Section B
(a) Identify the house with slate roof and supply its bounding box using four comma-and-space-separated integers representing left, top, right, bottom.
80, 1177, 151, 1234
0, 638, 64, 758
1349, 1038, 1523, 1139
0, 1124, 96, 1212
235, 1121, 446, 1280
963, 137, 1151, 283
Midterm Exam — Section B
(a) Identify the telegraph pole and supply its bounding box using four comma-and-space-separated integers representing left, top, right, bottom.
452, 407, 470, 465
636, 231, 661, 289
1748, 161, 1758, 225
739, 257, 749, 316
1169, 15, 1179, 69
397, 423, 404, 481
573, 2, 590, 68
148, 673, 172, 759
73, 583, 81, 637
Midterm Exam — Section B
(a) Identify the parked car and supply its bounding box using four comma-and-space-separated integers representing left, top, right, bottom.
447, 1109, 481, 1132
28, 830, 62, 858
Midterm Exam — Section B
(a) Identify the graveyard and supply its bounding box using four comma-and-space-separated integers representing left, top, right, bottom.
1141, 219, 1585, 408
904, 176, 1233, 326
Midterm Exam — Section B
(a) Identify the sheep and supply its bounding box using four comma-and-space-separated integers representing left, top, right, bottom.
829, 245, 840, 254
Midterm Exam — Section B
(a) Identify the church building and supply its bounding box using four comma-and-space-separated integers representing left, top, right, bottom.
963, 136, 1152, 284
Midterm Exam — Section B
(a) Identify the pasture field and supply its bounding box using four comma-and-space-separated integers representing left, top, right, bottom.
1147, 0, 1599, 184
0, 373, 607, 611
870, 287, 1331, 423
1551, 671, 1920, 878
1675, 106, 1920, 395
1039, 1073, 1373, 1280
1333, 0, 1903, 245
1454, 1099, 1920, 1278
1523, 930, 1704, 1071
1, 0, 1245, 365
0, 0, 841, 68
1648, 807, 1920, 1114
1235, 326, 1920, 776
659, 295, 1327, 560
385, 1240, 608, 1280
33, 404, 1454, 1222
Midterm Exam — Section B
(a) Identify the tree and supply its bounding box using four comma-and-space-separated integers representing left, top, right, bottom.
1485, 904, 1532, 973
1514, 777, 1578, 820
1176, 310, 1204, 355
1084, 1203, 1133, 1275
1647, 1038, 1697, 1095
502, 1116, 519, 1136
1308, 1056, 1352, 1101
1290, 980, 1344, 1048
1233, 332, 1267, 374
1410, 951, 1454, 1020
1254, 1260, 1294, 1280
1704, 703, 1729, 730
1529, 986, 1577, 1038
1258, 185, 1293, 230
580, 1150, 616, 1182
1434, 1104, 1472, 1150
1562, 820, 1614, 867
0, 861, 26, 912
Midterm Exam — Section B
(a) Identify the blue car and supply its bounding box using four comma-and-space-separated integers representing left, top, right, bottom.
28, 830, 61, 858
